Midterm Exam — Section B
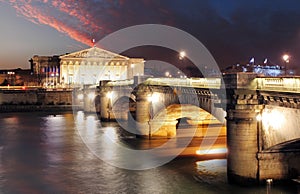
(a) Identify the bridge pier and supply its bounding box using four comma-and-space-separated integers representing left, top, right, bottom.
98, 82, 112, 121
83, 85, 97, 113
224, 73, 264, 185
226, 103, 263, 184
135, 85, 178, 138
135, 86, 151, 137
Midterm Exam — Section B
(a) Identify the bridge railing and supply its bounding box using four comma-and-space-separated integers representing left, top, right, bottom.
97, 74, 300, 93
144, 77, 222, 89
104, 79, 134, 86
257, 77, 300, 93
190, 78, 221, 89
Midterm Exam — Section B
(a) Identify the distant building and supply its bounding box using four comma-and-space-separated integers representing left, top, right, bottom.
29, 55, 60, 86
59, 47, 144, 85
0, 68, 35, 86
29, 47, 145, 87
223, 63, 295, 77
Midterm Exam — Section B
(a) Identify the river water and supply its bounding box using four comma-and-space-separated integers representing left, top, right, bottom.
0, 111, 297, 193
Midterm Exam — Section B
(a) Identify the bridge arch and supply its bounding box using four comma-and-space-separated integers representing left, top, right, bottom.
149, 104, 222, 137
261, 105, 300, 149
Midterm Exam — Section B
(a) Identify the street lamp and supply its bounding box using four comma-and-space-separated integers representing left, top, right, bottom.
165, 71, 170, 77
179, 51, 186, 60
282, 54, 290, 75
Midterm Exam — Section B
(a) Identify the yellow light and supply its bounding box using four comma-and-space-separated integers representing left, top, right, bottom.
196, 148, 227, 155
266, 178, 273, 184
282, 54, 290, 63
256, 114, 262, 121
179, 51, 186, 60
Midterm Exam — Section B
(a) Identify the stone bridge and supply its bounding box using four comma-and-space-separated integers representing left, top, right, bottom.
80, 73, 300, 185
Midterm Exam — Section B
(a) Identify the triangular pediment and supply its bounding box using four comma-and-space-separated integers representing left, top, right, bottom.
60, 47, 129, 60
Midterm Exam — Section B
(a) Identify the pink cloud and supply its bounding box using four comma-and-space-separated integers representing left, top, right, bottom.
5, 0, 174, 47
8, 0, 96, 46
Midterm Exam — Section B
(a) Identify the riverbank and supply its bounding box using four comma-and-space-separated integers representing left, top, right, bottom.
0, 104, 82, 113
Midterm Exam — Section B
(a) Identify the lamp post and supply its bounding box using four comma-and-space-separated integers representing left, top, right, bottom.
282, 54, 290, 76
179, 51, 186, 60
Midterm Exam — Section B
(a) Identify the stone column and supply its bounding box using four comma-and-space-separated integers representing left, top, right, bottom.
135, 86, 151, 137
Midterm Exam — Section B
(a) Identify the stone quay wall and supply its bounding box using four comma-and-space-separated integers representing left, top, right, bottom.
0, 89, 76, 112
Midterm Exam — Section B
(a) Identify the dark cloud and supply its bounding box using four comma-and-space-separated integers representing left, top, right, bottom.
5, 0, 300, 71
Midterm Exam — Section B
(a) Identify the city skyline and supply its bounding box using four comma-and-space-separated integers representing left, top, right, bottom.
1, 0, 300, 72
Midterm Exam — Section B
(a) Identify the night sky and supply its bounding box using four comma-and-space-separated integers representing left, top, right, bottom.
1, 0, 300, 74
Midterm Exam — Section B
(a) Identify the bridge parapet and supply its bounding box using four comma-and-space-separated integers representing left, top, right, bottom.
143, 77, 222, 89
257, 76, 300, 93
101, 79, 134, 87
222, 72, 300, 93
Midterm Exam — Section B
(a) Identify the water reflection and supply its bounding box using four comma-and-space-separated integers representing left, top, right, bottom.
0, 112, 297, 193
196, 148, 227, 155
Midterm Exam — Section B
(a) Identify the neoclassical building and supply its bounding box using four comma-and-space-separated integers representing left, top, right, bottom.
30, 47, 144, 87
59, 47, 144, 85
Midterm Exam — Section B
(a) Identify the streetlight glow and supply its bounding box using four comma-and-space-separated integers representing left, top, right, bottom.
165, 71, 170, 77
282, 54, 290, 75
179, 51, 186, 60
282, 54, 290, 63
256, 114, 262, 121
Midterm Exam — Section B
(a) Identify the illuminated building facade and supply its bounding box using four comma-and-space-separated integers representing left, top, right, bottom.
29, 55, 60, 86
59, 47, 144, 86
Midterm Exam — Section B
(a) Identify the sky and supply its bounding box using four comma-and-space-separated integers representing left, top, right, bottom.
0, 0, 300, 74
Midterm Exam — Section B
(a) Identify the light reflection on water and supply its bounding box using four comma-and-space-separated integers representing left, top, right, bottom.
0, 112, 297, 193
